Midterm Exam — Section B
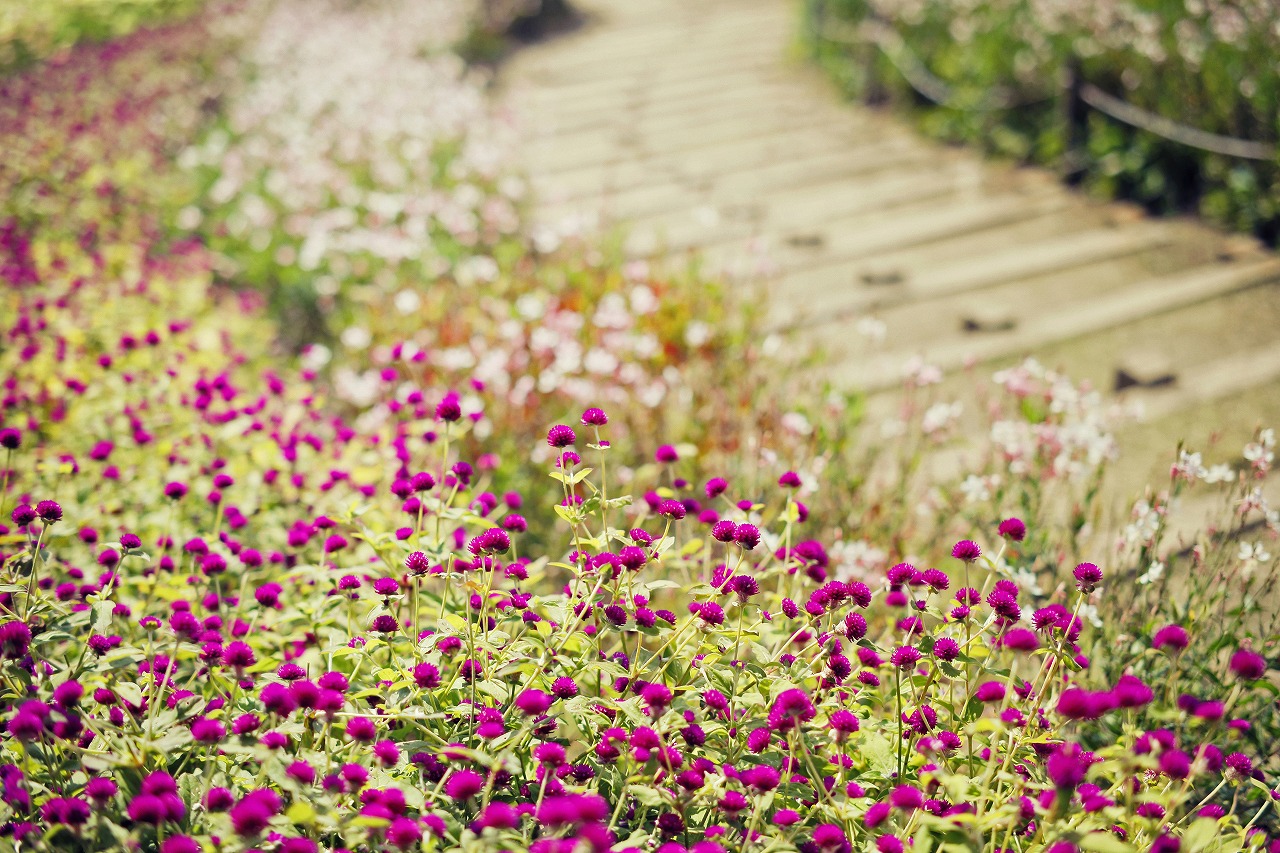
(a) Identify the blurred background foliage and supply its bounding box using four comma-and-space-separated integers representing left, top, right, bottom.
805, 0, 1280, 244
0, 0, 205, 73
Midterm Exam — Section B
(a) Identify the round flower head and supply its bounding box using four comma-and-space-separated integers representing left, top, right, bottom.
1072, 562, 1103, 593
1152, 624, 1190, 653
655, 445, 679, 463
581, 407, 608, 426
733, 523, 761, 550
778, 471, 801, 488
997, 517, 1027, 541
767, 688, 816, 731
445, 769, 485, 801
657, 499, 686, 520
436, 393, 462, 422
10, 505, 36, 526
711, 520, 737, 542
0, 428, 20, 449
1229, 647, 1267, 681
405, 551, 431, 575
35, 500, 62, 523
546, 425, 577, 448
951, 540, 981, 562
705, 477, 728, 498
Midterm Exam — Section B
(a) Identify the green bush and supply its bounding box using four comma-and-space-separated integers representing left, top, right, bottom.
806, 0, 1280, 243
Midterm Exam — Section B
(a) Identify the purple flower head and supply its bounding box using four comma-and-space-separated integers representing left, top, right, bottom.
778, 471, 801, 488
705, 477, 728, 498
10, 505, 35, 526
1072, 562, 1103, 593
445, 769, 485, 801
230, 789, 282, 836
405, 551, 431, 575
932, 637, 960, 661
657, 499, 686, 520
734, 523, 761, 550
767, 688, 816, 731
1229, 648, 1268, 681
1002, 628, 1040, 652
974, 681, 1005, 702
997, 517, 1027, 541
1046, 743, 1091, 789
436, 393, 462, 422
35, 500, 62, 523
655, 445, 679, 464
581, 407, 608, 426
951, 540, 981, 562
547, 425, 577, 448
890, 646, 921, 669
1152, 624, 1190, 653
711, 520, 737, 542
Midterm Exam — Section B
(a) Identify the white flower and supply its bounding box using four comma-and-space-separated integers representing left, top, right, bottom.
340, 326, 371, 350
780, 412, 813, 436
959, 474, 990, 503
921, 401, 962, 436
1238, 542, 1272, 562
1203, 463, 1234, 484
684, 321, 712, 348
1077, 603, 1103, 628
1137, 561, 1165, 585
300, 343, 331, 370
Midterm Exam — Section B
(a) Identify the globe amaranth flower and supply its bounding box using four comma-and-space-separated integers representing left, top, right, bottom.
733, 523, 761, 550
655, 445, 679, 463
581, 407, 608, 426
932, 637, 960, 661
974, 681, 1005, 702
230, 789, 282, 836
1152, 624, 1190, 653
35, 500, 62, 523
546, 425, 577, 448
695, 602, 725, 627
1072, 562, 1103, 593
951, 540, 981, 562
1229, 647, 1268, 681
998, 517, 1027, 541
657, 499, 686, 520
536, 793, 609, 827
767, 688, 816, 731
1112, 674, 1153, 708
1046, 743, 1091, 790
890, 646, 921, 670
1001, 628, 1039, 652
436, 393, 462, 422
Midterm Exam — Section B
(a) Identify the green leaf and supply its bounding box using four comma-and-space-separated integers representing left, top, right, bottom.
1078, 832, 1135, 853
286, 801, 316, 824
92, 599, 115, 633
859, 731, 896, 778
1182, 819, 1220, 852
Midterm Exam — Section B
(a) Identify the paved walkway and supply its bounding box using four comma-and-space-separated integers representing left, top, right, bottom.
500, 0, 1280, 488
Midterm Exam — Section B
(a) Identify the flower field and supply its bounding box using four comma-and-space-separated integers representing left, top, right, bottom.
1, 0, 1278, 851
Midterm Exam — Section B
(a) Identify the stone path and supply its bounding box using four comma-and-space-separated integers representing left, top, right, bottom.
500, 0, 1280, 491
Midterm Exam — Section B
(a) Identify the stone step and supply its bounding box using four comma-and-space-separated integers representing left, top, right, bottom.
767, 220, 1178, 326
824, 257, 1280, 392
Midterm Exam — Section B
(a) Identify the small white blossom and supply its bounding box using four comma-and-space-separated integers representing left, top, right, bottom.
1137, 561, 1165, 585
